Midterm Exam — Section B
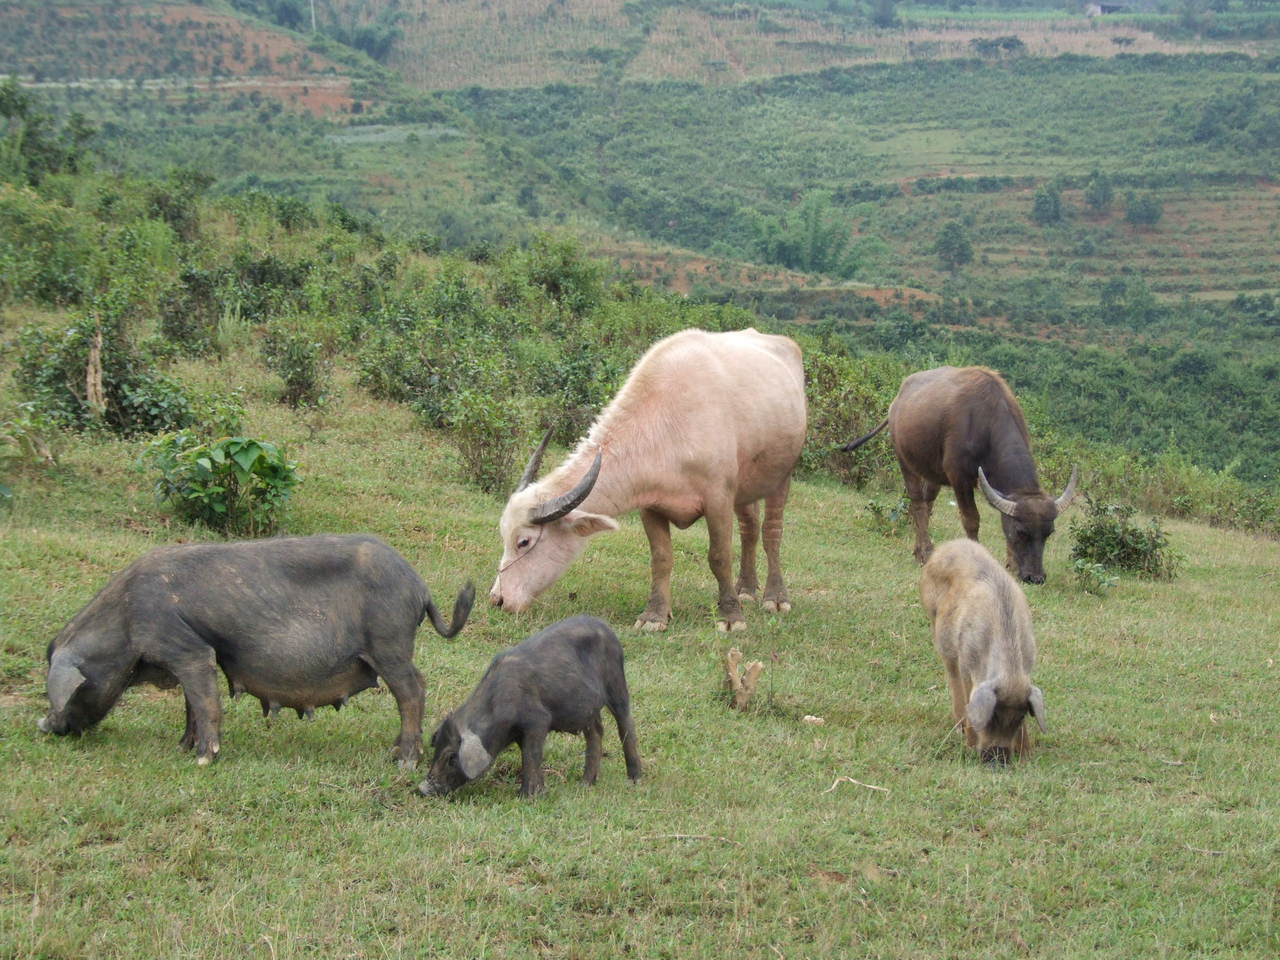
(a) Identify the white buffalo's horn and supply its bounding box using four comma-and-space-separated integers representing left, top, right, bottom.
530, 451, 602, 525
516, 428, 555, 492
977, 467, 1018, 517
1054, 465, 1080, 514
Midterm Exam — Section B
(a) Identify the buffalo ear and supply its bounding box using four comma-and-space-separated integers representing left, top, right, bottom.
458, 728, 492, 780
566, 511, 619, 538
1029, 685, 1047, 733
966, 681, 998, 732
48, 656, 86, 715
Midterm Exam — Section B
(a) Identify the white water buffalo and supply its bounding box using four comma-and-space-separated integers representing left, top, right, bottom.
842, 365, 1077, 583
490, 328, 806, 631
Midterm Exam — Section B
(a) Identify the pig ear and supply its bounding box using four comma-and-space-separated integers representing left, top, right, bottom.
458, 728, 491, 780
966, 682, 997, 732
1029, 685, 1047, 733
48, 657, 86, 715
565, 511, 619, 538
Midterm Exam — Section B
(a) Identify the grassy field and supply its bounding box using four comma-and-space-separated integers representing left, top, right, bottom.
2, 352, 1277, 957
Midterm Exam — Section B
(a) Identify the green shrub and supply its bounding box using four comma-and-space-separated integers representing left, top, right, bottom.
261, 321, 330, 408
799, 348, 901, 484
1072, 559, 1118, 595
1069, 496, 1183, 579
864, 496, 909, 538
443, 388, 532, 496
142, 432, 299, 536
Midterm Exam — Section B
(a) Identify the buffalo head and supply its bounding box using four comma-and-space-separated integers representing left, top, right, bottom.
489, 431, 619, 613
977, 465, 1078, 584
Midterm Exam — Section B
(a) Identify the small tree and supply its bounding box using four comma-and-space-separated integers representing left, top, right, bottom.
1125, 191, 1164, 228
933, 220, 973, 273
871, 0, 899, 28
1084, 169, 1114, 215
1032, 181, 1063, 225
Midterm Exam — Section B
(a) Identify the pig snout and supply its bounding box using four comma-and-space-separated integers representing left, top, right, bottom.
418, 778, 447, 797
981, 745, 1012, 766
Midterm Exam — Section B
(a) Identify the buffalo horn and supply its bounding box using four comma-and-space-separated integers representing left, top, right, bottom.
1054, 465, 1080, 514
48, 657, 86, 716
516, 428, 555, 492
976, 467, 1018, 517
530, 451, 602, 525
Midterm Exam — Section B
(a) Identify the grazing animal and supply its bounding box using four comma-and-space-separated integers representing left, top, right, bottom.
418, 615, 641, 798
920, 539, 1046, 764
842, 365, 1078, 583
38, 535, 474, 768
490, 328, 806, 631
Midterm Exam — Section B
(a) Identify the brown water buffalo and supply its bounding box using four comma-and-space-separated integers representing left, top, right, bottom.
490, 328, 807, 632
842, 365, 1077, 583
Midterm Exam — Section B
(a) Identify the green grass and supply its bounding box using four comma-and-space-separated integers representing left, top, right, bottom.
2, 356, 1278, 957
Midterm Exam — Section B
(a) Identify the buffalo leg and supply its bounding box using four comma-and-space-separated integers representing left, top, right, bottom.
707, 499, 746, 631
519, 727, 548, 797
368, 657, 425, 770
761, 475, 792, 614
954, 482, 981, 542
583, 715, 604, 786
735, 501, 761, 602
904, 472, 939, 564
635, 508, 673, 631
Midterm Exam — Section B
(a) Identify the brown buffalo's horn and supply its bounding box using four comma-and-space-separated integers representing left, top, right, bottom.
977, 467, 1018, 517
516, 428, 555, 492
530, 451, 602, 525
1054, 465, 1080, 514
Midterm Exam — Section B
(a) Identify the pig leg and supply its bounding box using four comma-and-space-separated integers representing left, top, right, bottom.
179, 696, 197, 752
761, 476, 792, 614
518, 726, 549, 797
735, 501, 760, 603
366, 656, 425, 770
583, 715, 604, 786
169, 654, 222, 765
708, 498, 746, 632
943, 659, 973, 745
635, 509, 673, 631
605, 671, 642, 782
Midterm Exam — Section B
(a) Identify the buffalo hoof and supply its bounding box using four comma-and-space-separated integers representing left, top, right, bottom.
715, 619, 748, 633
633, 617, 668, 632
737, 591, 758, 604
761, 599, 791, 614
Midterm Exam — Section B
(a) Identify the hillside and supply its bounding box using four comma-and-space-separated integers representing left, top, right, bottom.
3, 354, 1278, 957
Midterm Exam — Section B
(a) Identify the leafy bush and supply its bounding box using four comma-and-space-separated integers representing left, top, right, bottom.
443, 388, 531, 496
799, 348, 901, 484
261, 321, 331, 408
1069, 496, 1183, 580
143, 432, 299, 536
864, 496, 909, 538
1072, 559, 1118, 595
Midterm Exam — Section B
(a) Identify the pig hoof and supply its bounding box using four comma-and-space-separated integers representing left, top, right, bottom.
196, 755, 212, 767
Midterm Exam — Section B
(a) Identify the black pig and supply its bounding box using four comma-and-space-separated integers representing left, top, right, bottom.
38, 534, 474, 768
419, 615, 641, 798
